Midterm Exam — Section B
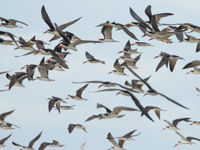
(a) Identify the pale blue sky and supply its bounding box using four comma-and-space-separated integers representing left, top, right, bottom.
1, 0, 200, 150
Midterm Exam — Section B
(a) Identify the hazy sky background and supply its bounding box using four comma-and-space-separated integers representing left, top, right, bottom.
1, 0, 200, 149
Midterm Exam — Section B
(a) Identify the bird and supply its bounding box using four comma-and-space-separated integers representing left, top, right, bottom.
41, 5, 82, 41
118, 40, 141, 54
15, 36, 35, 51
21, 64, 38, 81
12, 131, 42, 150
47, 96, 67, 113
162, 118, 191, 130
72, 80, 117, 88
0, 17, 28, 28
0, 122, 20, 130
183, 60, 200, 69
107, 132, 125, 150
98, 21, 118, 42
83, 51, 105, 64
6, 72, 27, 90
34, 57, 55, 81
141, 106, 166, 119
174, 131, 200, 146
85, 103, 138, 121
0, 134, 12, 147
68, 124, 87, 134
121, 54, 141, 69
115, 129, 140, 141
108, 58, 127, 76
189, 120, 200, 126
55, 23, 101, 51
131, 41, 152, 47
66, 84, 89, 100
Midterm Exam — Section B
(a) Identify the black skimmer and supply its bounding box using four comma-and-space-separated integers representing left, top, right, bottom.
85, 103, 138, 121
0, 122, 20, 130
48, 96, 67, 113
189, 120, 200, 126
41, 5, 81, 41
83, 51, 105, 64
154, 52, 184, 72
98, 21, 119, 42
118, 40, 140, 54
6, 72, 27, 90
66, 84, 88, 100
174, 131, 200, 146
0, 134, 12, 148
110, 22, 138, 40
12, 131, 42, 150
141, 106, 166, 120
108, 59, 127, 76
124, 63, 189, 109
121, 54, 141, 69
0, 17, 28, 28
21, 64, 38, 81
107, 132, 125, 150
0, 37, 15, 45
72, 80, 116, 88
163, 117, 190, 130
68, 124, 87, 134
55, 23, 101, 51
115, 129, 140, 141
48, 140, 64, 148
15, 37, 35, 51
34, 57, 54, 81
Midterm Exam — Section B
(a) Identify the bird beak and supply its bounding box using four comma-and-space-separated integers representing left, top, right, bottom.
186, 26, 190, 30
83, 61, 88, 64
108, 24, 112, 27
14, 46, 21, 50
59, 44, 62, 48
162, 128, 166, 130
38, 49, 42, 53
20, 66, 26, 70
154, 55, 160, 59
143, 92, 148, 96
174, 143, 178, 147
118, 50, 124, 53
33, 78, 37, 80
43, 30, 48, 34
149, 37, 154, 41
131, 43, 136, 46
27, 40, 31, 44
116, 91, 121, 95
186, 72, 190, 74
98, 84, 103, 88
108, 71, 112, 74
66, 97, 70, 99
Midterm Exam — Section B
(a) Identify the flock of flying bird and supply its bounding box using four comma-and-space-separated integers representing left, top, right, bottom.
1, 3, 200, 150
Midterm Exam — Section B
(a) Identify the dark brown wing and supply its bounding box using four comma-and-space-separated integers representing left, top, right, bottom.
38, 142, 51, 150
59, 17, 82, 30
68, 124, 76, 133
18, 37, 26, 46
183, 60, 200, 69
55, 23, 70, 44
28, 131, 42, 148
172, 117, 191, 127
196, 42, 200, 52
169, 59, 178, 72
85, 114, 100, 122
101, 25, 113, 40
12, 141, 23, 147
97, 103, 111, 113
0, 109, 15, 121
76, 84, 88, 97
124, 40, 131, 50
41, 5, 55, 30
48, 99, 56, 112
0, 134, 12, 144
85, 51, 95, 60
155, 56, 169, 72
186, 137, 200, 142
122, 129, 137, 138
120, 25, 138, 40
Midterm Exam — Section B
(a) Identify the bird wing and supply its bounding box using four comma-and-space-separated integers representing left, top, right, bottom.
183, 60, 200, 69
114, 59, 123, 71
28, 131, 42, 147
123, 129, 137, 138
196, 87, 200, 92
175, 131, 186, 141
112, 106, 138, 115
48, 99, 56, 112
18, 37, 27, 46
173, 118, 191, 127
41, 6, 55, 30
121, 25, 138, 40
51, 51, 69, 69
85, 51, 95, 60
196, 42, 200, 52
12, 141, 24, 147
38, 142, 51, 150
101, 25, 113, 40
85, 114, 100, 122
59, 17, 82, 30
0, 109, 15, 121
169, 58, 178, 72
164, 120, 173, 126
186, 137, 200, 142
0, 17, 9, 23
8, 19, 28, 26
0, 134, 12, 144
68, 124, 76, 133
155, 56, 169, 72
55, 102, 61, 114
76, 84, 88, 97
55, 23, 71, 44
155, 13, 174, 24
124, 40, 131, 50
107, 132, 119, 147
97, 103, 111, 113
